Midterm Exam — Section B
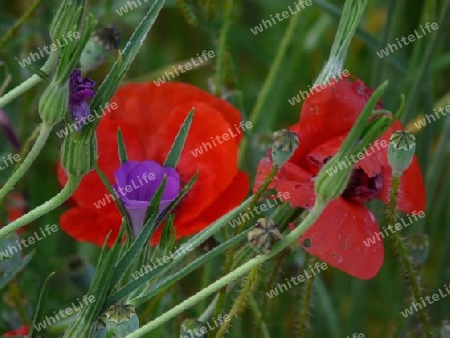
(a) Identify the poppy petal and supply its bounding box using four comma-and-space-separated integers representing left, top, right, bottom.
107, 82, 244, 145
298, 198, 384, 279
60, 207, 121, 247
296, 78, 379, 166
152, 171, 250, 242
143, 102, 242, 225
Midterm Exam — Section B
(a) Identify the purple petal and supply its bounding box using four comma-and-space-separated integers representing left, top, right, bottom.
113, 160, 181, 237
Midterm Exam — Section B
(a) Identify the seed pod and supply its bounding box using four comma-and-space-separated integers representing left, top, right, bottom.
247, 217, 282, 254
80, 25, 121, 72
388, 130, 416, 177
102, 303, 139, 336
271, 129, 299, 168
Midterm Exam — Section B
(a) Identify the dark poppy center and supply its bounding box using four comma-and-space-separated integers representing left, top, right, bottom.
341, 168, 382, 203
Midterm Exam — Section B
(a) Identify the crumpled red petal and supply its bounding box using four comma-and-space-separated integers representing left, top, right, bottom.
297, 198, 384, 279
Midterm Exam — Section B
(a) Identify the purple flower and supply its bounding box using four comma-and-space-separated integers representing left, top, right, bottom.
0, 109, 20, 149
69, 69, 95, 127
113, 160, 180, 237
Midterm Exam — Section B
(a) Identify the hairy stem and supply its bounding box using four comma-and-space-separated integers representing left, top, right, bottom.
388, 175, 432, 337
125, 201, 327, 337
0, 174, 81, 239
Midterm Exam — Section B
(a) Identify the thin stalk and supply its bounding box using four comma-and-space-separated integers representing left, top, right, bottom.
215, 267, 258, 338
0, 123, 53, 203
388, 175, 432, 337
239, 10, 302, 163
0, 52, 59, 109
215, 166, 278, 317
214, 0, 233, 96
403, 0, 450, 122
0, 175, 81, 238
371, 0, 400, 86
125, 201, 327, 337
0, 0, 42, 50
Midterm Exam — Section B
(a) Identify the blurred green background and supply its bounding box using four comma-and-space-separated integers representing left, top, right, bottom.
0, 0, 449, 337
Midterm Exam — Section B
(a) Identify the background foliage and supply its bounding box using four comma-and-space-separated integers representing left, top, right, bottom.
0, 0, 449, 337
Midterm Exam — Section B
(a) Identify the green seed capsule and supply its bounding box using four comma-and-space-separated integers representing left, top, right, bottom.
247, 217, 282, 254
102, 303, 139, 336
387, 130, 416, 176
271, 129, 299, 168
80, 25, 121, 72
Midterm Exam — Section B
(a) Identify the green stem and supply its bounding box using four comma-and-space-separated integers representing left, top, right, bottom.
0, 123, 53, 203
239, 10, 302, 163
215, 267, 258, 338
0, 52, 59, 109
0, 0, 42, 50
0, 174, 81, 239
388, 175, 432, 337
371, 0, 400, 86
248, 294, 271, 338
214, 0, 233, 96
125, 202, 327, 337
215, 166, 278, 317
403, 0, 450, 121
295, 255, 318, 337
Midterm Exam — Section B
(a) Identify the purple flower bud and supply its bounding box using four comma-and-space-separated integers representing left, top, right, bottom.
0, 109, 20, 149
113, 160, 180, 237
69, 69, 95, 128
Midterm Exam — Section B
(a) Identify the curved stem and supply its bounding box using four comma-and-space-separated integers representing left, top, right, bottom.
0, 175, 80, 239
0, 52, 59, 109
0, 123, 53, 203
125, 201, 327, 337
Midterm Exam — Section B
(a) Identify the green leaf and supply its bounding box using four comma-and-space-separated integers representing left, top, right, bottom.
85, 0, 166, 139
0, 253, 33, 291
94, 164, 132, 239
117, 128, 128, 164
29, 272, 55, 338
163, 108, 194, 168
159, 214, 176, 254
64, 224, 127, 337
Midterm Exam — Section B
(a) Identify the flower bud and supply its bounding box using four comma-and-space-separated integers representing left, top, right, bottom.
102, 303, 139, 336
271, 129, 299, 168
50, 0, 85, 45
180, 319, 207, 338
315, 155, 353, 204
404, 233, 429, 266
80, 25, 121, 72
38, 81, 69, 124
248, 217, 282, 255
61, 133, 97, 177
388, 130, 416, 177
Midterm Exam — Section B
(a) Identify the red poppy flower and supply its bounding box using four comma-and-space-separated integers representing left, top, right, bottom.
3, 325, 29, 336
58, 82, 250, 246
254, 76, 425, 279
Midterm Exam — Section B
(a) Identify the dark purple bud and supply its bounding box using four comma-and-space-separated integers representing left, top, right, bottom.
0, 109, 20, 149
69, 69, 95, 129
113, 160, 180, 237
